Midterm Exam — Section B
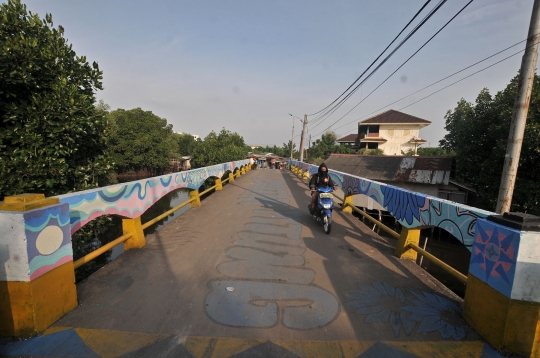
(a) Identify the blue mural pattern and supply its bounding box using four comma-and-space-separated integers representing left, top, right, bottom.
290, 160, 494, 250
469, 219, 519, 298
56, 160, 251, 233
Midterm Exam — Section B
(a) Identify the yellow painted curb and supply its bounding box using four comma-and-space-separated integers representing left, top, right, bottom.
75, 327, 165, 358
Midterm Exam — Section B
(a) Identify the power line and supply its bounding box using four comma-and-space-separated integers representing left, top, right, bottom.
328, 37, 532, 137
311, 0, 474, 136
307, 0, 437, 121
309, 0, 449, 127
334, 43, 534, 138
310, 0, 447, 126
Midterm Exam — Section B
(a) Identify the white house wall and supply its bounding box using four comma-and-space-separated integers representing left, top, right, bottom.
378, 125, 422, 155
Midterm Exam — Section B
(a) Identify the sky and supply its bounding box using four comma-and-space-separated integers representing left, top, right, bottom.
19, 0, 536, 148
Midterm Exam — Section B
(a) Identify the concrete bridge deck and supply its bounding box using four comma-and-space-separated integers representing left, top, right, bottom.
0, 169, 503, 357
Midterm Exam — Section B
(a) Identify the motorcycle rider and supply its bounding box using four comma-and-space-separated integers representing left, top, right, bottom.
309, 163, 338, 215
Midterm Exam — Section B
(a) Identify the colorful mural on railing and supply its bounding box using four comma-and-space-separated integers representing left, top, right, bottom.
25, 202, 72, 280
290, 160, 495, 249
56, 160, 251, 234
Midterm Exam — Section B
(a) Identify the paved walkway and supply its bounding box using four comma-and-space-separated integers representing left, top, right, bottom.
1, 169, 503, 357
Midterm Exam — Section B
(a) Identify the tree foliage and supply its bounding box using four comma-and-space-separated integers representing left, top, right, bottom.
417, 147, 454, 156
173, 132, 198, 157
309, 131, 354, 161
107, 108, 178, 173
358, 148, 383, 155
401, 147, 454, 156
252, 140, 297, 158
440, 73, 540, 214
0, 0, 112, 199
191, 128, 248, 168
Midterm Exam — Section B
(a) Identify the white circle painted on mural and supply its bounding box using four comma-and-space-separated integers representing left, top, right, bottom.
36, 226, 64, 255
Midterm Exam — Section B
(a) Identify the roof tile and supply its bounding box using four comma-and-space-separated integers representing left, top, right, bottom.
360, 109, 431, 124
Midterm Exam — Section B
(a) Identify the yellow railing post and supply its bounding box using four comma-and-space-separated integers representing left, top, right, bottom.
302, 171, 309, 181
215, 178, 223, 191
122, 217, 146, 250
241, 167, 246, 175
342, 194, 354, 213
229, 172, 235, 182
394, 227, 421, 260
0, 193, 77, 336
189, 189, 201, 207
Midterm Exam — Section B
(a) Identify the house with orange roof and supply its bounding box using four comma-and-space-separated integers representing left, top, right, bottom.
349, 109, 431, 155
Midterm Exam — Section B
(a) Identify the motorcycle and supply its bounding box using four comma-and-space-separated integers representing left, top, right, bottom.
308, 186, 334, 234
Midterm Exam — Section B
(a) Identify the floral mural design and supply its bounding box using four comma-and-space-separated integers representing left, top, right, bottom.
344, 281, 467, 341
344, 281, 416, 337
401, 290, 466, 340
381, 185, 426, 225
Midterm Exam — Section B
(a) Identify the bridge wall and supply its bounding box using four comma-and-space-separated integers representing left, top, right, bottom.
56, 160, 251, 234
290, 160, 494, 250
0, 159, 250, 336
292, 160, 540, 356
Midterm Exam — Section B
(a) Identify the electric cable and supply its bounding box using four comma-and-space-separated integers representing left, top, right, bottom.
311, 0, 474, 135
309, 0, 449, 127
307, 0, 435, 119
332, 42, 535, 139
328, 37, 532, 137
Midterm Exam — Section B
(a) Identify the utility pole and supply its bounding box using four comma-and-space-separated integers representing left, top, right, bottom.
298, 115, 307, 162
290, 116, 294, 159
496, 0, 540, 214
307, 134, 311, 162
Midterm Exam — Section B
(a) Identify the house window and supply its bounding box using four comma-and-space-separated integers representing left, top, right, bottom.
359, 125, 380, 137
367, 142, 378, 149
387, 129, 394, 137
403, 129, 411, 136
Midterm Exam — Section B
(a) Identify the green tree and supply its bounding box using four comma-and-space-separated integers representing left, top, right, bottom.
333, 145, 353, 154
358, 148, 384, 155
107, 108, 177, 173
0, 0, 112, 199
281, 140, 296, 157
191, 128, 248, 168
309, 131, 350, 159
173, 132, 197, 157
321, 131, 338, 146
440, 74, 540, 214
95, 99, 111, 115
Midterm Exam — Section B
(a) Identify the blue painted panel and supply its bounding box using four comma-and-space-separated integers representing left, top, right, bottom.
469, 218, 520, 298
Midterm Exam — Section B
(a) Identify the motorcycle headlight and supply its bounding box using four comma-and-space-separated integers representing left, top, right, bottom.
323, 204, 332, 209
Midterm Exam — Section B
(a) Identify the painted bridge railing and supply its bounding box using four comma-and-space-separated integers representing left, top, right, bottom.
0, 159, 252, 337
290, 160, 493, 249
290, 160, 540, 357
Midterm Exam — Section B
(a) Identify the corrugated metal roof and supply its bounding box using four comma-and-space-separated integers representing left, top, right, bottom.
325, 154, 453, 184
360, 110, 431, 125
